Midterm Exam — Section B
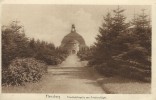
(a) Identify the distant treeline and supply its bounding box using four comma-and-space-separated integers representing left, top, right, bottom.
78, 7, 151, 82
2, 21, 68, 85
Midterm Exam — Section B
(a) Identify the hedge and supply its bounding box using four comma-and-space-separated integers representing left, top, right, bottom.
2, 58, 47, 86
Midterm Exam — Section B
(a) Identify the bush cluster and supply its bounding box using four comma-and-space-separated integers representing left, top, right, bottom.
2, 58, 47, 86
39, 54, 67, 65
28, 39, 68, 66
113, 51, 151, 82
77, 47, 91, 61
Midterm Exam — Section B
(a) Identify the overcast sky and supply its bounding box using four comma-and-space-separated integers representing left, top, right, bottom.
2, 5, 151, 46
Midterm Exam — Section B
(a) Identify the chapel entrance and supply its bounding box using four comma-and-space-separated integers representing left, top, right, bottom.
72, 50, 76, 54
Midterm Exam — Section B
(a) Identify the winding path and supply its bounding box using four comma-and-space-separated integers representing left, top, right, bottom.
43, 55, 105, 93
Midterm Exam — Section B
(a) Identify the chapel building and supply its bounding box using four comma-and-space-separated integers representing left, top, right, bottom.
60, 24, 86, 54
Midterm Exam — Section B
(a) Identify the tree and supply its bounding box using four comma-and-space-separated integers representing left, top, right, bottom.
131, 9, 151, 54
88, 6, 131, 76
91, 6, 129, 65
110, 6, 129, 55
112, 7, 129, 36
2, 21, 29, 68
94, 12, 113, 64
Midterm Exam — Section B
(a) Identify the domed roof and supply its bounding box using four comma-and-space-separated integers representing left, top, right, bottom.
68, 39, 79, 44
61, 24, 86, 47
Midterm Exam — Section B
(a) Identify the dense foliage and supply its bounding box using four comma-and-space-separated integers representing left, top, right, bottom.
78, 7, 151, 82
2, 21, 68, 85
2, 21, 29, 68
2, 58, 47, 86
77, 47, 91, 61
28, 39, 68, 65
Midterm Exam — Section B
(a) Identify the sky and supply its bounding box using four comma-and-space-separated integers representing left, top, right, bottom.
2, 5, 151, 46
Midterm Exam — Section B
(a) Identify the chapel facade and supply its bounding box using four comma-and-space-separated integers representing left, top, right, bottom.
60, 24, 86, 54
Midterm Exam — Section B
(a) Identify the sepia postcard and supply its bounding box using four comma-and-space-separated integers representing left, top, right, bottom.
0, 0, 156, 100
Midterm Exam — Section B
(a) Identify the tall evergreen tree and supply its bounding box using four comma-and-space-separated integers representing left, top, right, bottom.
2, 21, 29, 68
95, 6, 129, 59
93, 12, 113, 64
88, 6, 130, 76
110, 6, 129, 55
112, 6, 129, 37
131, 9, 151, 53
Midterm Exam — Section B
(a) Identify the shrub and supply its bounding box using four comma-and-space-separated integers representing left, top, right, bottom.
113, 58, 151, 82
36, 55, 65, 65
94, 63, 117, 77
2, 58, 47, 86
118, 64, 151, 82
122, 47, 148, 64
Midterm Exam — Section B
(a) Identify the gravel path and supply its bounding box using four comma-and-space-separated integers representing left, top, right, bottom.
41, 55, 105, 93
